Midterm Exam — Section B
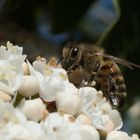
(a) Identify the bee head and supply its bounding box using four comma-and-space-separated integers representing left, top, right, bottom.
61, 42, 81, 73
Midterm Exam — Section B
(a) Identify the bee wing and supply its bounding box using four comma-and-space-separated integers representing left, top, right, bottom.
95, 53, 140, 69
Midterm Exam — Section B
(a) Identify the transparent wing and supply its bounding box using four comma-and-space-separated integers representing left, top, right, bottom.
95, 52, 140, 69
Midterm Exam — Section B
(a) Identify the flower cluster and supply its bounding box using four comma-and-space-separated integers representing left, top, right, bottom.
0, 42, 139, 140
0, 42, 26, 96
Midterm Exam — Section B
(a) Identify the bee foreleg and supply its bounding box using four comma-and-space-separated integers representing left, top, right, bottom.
87, 63, 100, 86
87, 72, 96, 86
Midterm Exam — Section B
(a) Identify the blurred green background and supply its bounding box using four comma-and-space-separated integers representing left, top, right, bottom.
0, 0, 140, 136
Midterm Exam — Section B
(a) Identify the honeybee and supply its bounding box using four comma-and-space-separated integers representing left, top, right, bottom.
60, 42, 140, 108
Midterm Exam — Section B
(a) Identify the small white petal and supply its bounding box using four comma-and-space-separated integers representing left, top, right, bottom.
43, 112, 63, 131
51, 67, 68, 80
0, 90, 12, 102
78, 87, 97, 100
26, 121, 45, 138
39, 75, 65, 101
78, 87, 97, 107
109, 110, 123, 130
67, 133, 81, 140
15, 109, 27, 124
64, 82, 78, 94
22, 62, 30, 75
100, 102, 112, 114
3, 123, 32, 140
33, 58, 46, 74
76, 114, 92, 125
18, 75, 40, 97
0, 101, 17, 127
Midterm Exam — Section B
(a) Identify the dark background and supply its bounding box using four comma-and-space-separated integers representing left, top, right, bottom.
0, 0, 140, 135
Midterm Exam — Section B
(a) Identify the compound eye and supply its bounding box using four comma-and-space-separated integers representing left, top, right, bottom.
70, 47, 79, 58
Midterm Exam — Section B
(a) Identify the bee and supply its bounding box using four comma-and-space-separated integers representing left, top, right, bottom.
60, 42, 140, 108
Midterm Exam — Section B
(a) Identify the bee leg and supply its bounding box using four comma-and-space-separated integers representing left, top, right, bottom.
107, 76, 119, 108
87, 63, 100, 86
87, 72, 96, 86
78, 75, 95, 88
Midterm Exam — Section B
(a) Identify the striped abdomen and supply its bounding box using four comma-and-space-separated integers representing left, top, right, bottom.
95, 59, 127, 107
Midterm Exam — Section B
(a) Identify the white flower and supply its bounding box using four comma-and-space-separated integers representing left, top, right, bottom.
39, 74, 67, 101
0, 100, 46, 140
42, 112, 100, 140
56, 91, 82, 115
43, 112, 81, 140
0, 123, 32, 140
14, 109, 27, 125
17, 98, 46, 121
0, 100, 17, 128
27, 59, 77, 102
0, 42, 26, 95
0, 121, 46, 140
32, 57, 47, 75
0, 100, 28, 128
78, 87, 122, 133
18, 75, 40, 97
26, 121, 46, 139
78, 125, 100, 140
0, 42, 26, 63
106, 131, 140, 140
106, 131, 130, 140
